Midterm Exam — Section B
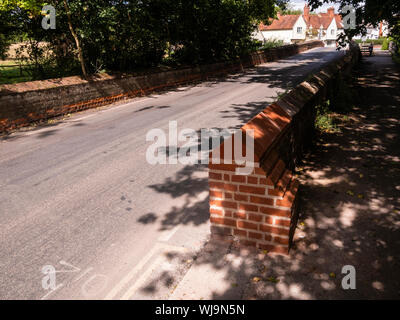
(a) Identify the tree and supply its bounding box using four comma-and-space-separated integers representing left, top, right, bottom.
307, 0, 400, 47
62, 0, 87, 77
277, 2, 302, 15
1, 0, 284, 80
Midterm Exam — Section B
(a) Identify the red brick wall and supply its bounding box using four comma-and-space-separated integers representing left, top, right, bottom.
209, 163, 299, 255
209, 43, 361, 254
0, 41, 324, 134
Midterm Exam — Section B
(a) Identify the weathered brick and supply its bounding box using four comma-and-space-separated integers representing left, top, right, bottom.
210, 190, 223, 198
250, 196, 274, 206
239, 185, 266, 195
233, 211, 247, 219
210, 199, 237, 209
259, 207, 291, 218
211, 216, 236, 227
238, 203, 259, 212
237, 220, 258, 231
209, 181, 237, 192
209, 172, 222, 180
260, 224, 289, 235
248, 232, 263, 240
231, 175, 246, 183
247, 176, 258, 184
210, 207, 223, 216
224, 192, 233, 199
248, 213, 263, 222
273, 236, 289, 245
265, 216, 291, 227
233, 229, 247, 237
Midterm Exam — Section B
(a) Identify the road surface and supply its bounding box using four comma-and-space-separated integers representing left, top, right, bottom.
0, 47, 343, 299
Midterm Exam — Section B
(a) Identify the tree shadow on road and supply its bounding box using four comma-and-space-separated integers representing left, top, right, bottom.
134, 52, 400, 300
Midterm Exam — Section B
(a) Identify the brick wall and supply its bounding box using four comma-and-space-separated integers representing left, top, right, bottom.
209, 162, 299, 255
0, 41, 323, 134
208, 43, 361, 254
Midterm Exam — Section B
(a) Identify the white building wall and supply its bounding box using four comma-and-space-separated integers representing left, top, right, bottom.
261, 30, 293, 44
326, 19, 337, 40
325, 19, 338, 47
291, 16, 307, 40
252, 29, 265, 42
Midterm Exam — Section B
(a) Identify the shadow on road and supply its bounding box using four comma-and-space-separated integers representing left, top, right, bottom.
135, 51, 400, 299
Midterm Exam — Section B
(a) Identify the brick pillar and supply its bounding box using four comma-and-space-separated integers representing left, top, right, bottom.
207, 46, 358, 254
208, 103, 301, 255
209, 161, 299, 255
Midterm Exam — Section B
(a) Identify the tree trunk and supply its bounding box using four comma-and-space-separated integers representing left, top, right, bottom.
63, 0, 88, 78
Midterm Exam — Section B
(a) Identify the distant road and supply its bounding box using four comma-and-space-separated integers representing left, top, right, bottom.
0, 47, 343, 299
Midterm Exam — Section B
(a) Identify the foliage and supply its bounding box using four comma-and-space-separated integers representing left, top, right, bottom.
276, 1, 301, 15
169, 0, 258, 64
0, 12, 11, 59
307, 0, 400, 49
1, 0, 283, 82
381, 38, 389, 50
0, 61, 33, 84
315, 100, 339, 133
259, 39, 285, 49
354, 37, 387, 45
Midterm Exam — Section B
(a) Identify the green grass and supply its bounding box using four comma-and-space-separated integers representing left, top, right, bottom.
259, 39, 285, 50
315, 100, 340, 133
315, 113, 339, 133
381, 38, 389, 50
0, 60, 33, 84
355, 37, 387, 45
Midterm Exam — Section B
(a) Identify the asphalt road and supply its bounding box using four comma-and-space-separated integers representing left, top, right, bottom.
0, 47, 343, 299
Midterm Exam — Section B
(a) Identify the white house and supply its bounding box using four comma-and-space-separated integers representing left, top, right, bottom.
258, 4, 344, 47
353, 21, 389, 40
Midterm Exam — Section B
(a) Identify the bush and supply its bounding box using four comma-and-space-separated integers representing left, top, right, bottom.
259, 39, 285, 49
2, 0, 277, 82
315, 100, 339, 133
382, 38, 389, 50
355, 37, 387, 45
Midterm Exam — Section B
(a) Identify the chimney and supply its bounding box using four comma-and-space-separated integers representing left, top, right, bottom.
304, 4, 310, 23
379, 21, 383, 37
327, 7, 334, 18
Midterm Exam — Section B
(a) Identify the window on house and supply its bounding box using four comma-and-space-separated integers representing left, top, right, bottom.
297, 27, 302, 33
331, 29, 335, 35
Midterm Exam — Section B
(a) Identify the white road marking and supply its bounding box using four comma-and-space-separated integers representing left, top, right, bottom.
40, 283, 64, 300
103, 243, 163, 300
119, 256, 164, 300
157, 225, 181, 242
104, 243, 188, 300
73, 267, 94, 282
120, 245, 189, 300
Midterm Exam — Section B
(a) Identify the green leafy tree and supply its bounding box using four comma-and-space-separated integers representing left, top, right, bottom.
1, 0, 283, 80
307, 0, 400, 48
